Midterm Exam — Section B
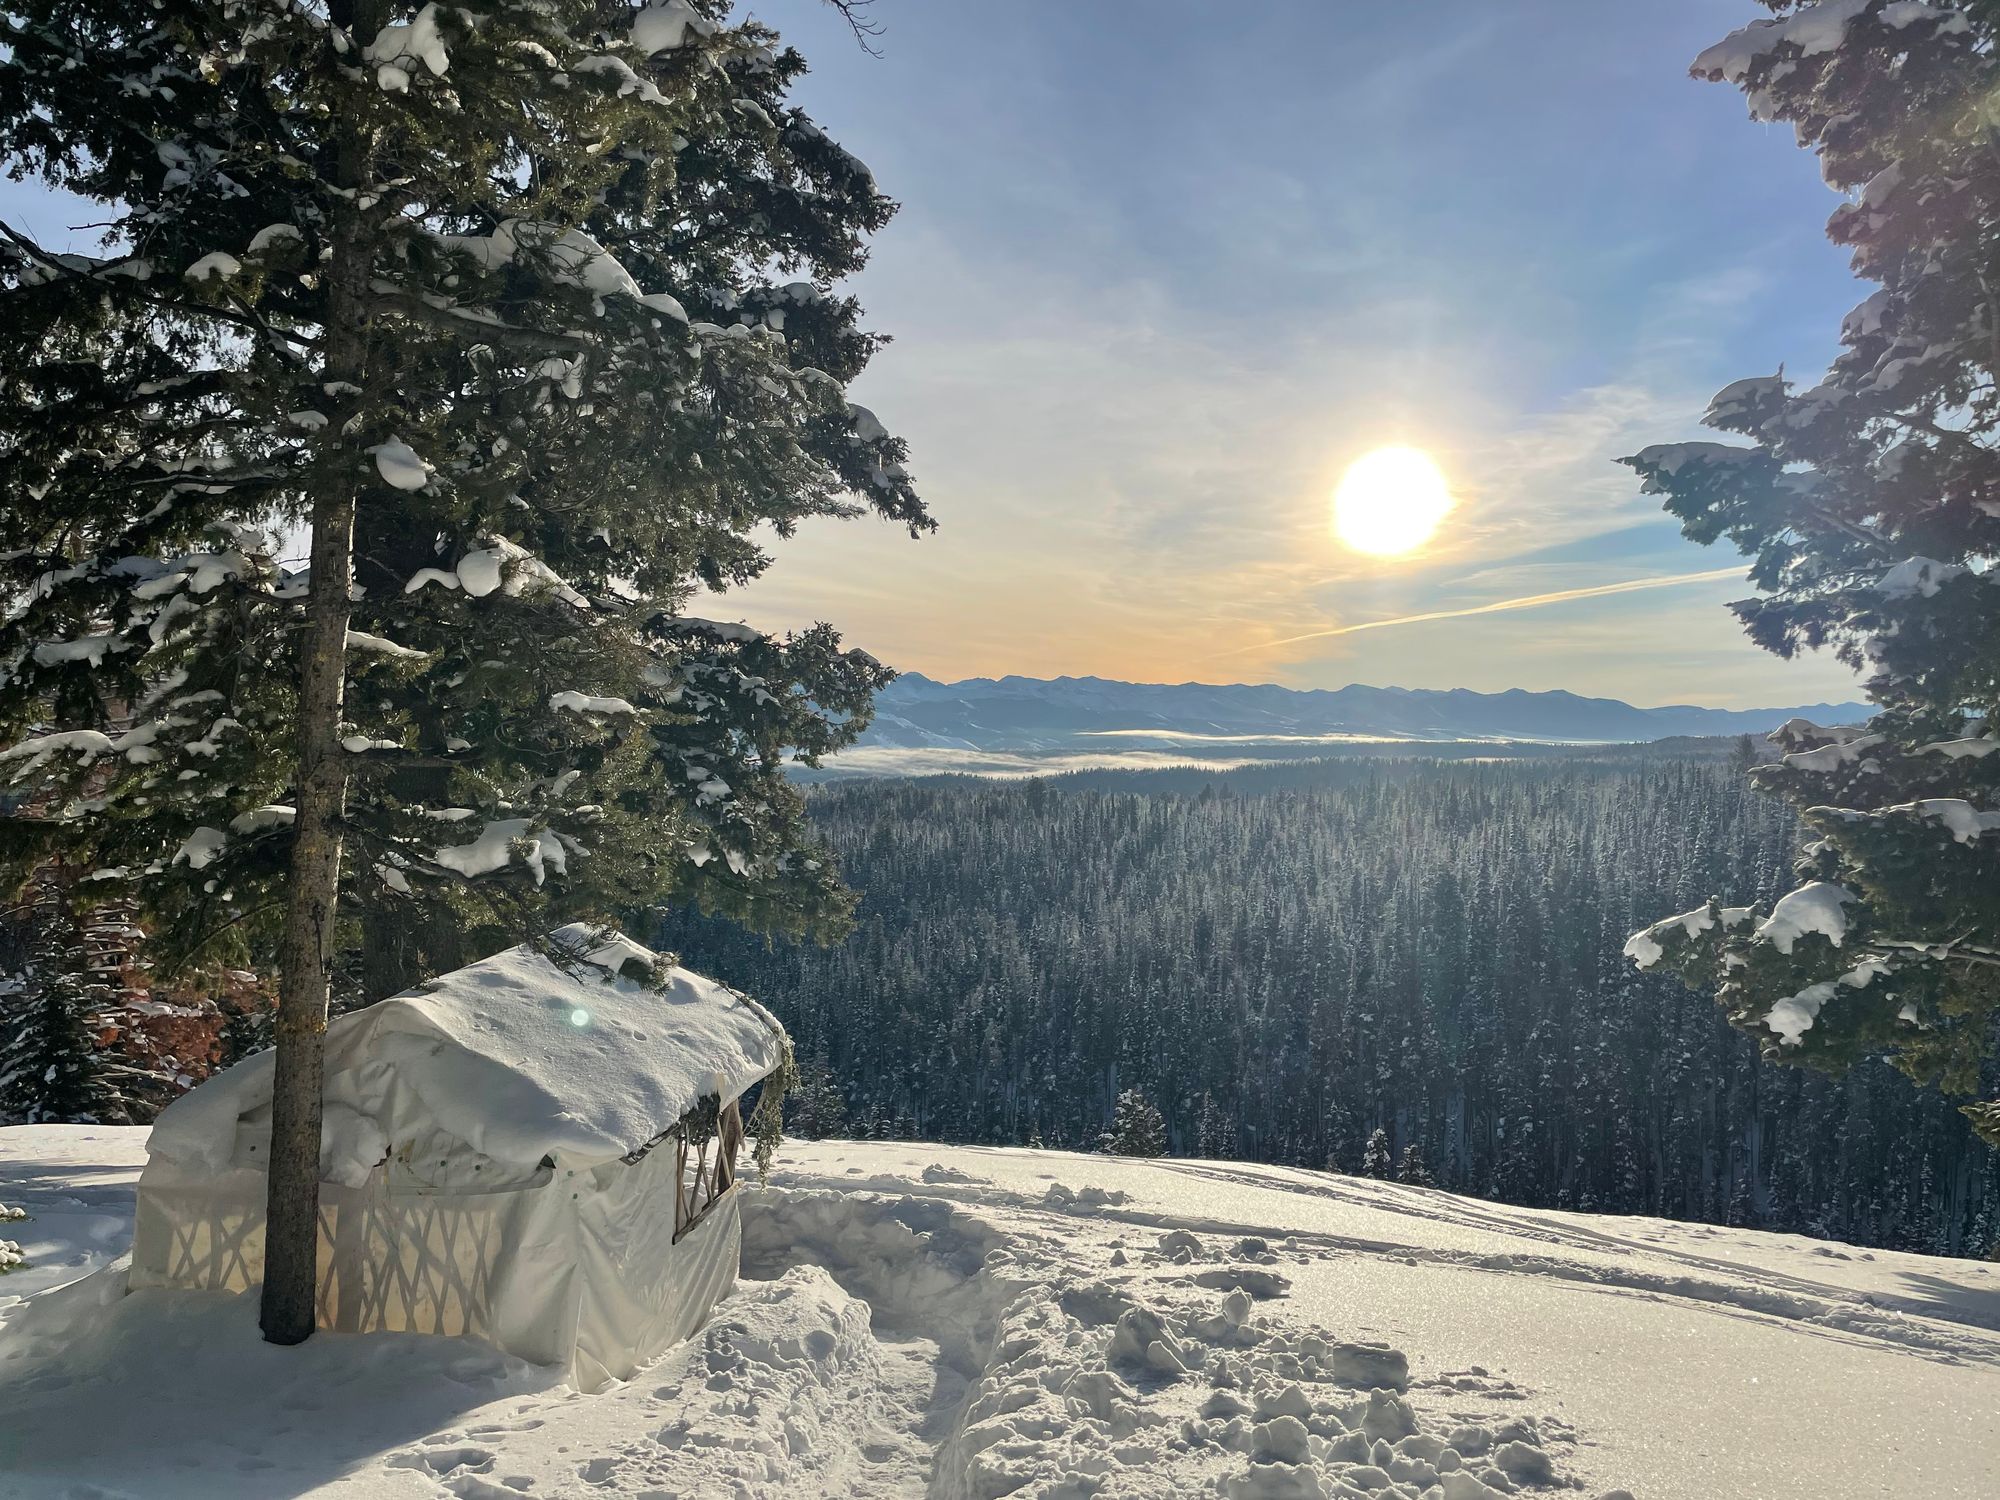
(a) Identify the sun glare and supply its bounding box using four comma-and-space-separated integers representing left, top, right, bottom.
1332, 446, 1453, 558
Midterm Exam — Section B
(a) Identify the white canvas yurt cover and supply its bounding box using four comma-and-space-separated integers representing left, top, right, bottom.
131, 927, 787, 1389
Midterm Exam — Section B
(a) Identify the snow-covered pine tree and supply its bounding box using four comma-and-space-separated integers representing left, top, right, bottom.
1395, 1142, 1433, 1187
0, 0, 927, 1341
1621, 0, 2000, 1146
0, 899, 118, 1124
782, 1060, 846, 1140
1360, 1126, 1392, 1179
0, 876, 199, 1124
1102, 1089, 1168, 1158
1194, 1089, 1232, 1159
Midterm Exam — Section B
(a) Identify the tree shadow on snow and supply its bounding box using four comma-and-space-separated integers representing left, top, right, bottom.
0, 1280, 558, 1498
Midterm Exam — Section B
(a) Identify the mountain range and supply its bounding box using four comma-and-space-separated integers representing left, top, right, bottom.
858, 673, 1870, 752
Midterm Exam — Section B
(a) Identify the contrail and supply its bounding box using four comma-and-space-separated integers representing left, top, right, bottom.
1211, 565, 1746, 659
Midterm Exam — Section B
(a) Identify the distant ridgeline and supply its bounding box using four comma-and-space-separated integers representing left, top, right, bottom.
856, 673, 1874, 751
656, 754, 2000, 1259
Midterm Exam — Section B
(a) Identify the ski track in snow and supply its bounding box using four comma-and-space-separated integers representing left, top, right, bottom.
1, 1129, 1997, 1499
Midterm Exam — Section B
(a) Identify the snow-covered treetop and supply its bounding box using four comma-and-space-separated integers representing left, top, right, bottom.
0, 0, 928, 999
1621, 1, 2000, 1145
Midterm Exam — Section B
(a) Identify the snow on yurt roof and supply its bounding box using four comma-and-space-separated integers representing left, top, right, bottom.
148, 927, 787, 1174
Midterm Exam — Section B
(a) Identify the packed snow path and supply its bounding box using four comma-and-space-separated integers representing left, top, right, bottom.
2, 1129, 1996, 1498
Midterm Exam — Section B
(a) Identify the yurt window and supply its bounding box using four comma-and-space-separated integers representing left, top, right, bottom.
673, 1097, 743, 1241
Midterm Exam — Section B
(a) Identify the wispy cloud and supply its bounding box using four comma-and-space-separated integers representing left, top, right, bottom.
1206, 567, 1746, 660
720, 0, 1864, 706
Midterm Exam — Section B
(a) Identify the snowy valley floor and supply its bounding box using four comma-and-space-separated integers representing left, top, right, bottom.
2, 1128, 1997, 1499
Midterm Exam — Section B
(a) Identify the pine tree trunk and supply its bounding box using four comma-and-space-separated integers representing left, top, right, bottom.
259, 44, 375, 1341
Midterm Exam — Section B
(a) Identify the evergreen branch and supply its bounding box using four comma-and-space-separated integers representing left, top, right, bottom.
0, 220, 322, 352
364, 286, 595, 355
1867, 938, 2000, 969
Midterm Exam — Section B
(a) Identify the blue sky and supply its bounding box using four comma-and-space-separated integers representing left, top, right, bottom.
725, 0, 1872, 707
0, 2, 1873, 708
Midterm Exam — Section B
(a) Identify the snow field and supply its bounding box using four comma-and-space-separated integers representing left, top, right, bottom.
2, 1130, 1997, 1497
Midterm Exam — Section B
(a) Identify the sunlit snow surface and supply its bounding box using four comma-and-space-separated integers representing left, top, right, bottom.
2, 1127, 1996, 1498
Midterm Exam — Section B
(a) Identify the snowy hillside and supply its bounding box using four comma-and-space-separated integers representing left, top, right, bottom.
3, 1126, 1996, 1499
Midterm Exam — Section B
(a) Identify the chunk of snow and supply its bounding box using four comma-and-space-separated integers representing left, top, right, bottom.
33, 635, 128, 668
638, 291, 688, 322
346, 629, 426, 660
1874, 556, 1963, 598
1880, 2, 1973, 35
1, 730, 115, 769
172, 827, 228, 869
669, 617, 762, 643
1783, 734, 1884, 771
183, 717, 242, 759
454, 547, 507, 597
1918, 736, 2000, 759
572, 53, 666, 106
847, 404, 889, 443
404, 567, 461, 594
551, 691, 639, 716
1626, 441, 1761, 486
1692, 0, 1876, 84
1842, 289, 1894, 342
227, 805, 295, 835
1765, 958, 1890, 1046
449, 538, 587, 608
437, 219, 644, 300
183, 253, 241, 283
1859, 161, 1904, 210
1623, 904, 1754, 968
247, 223, 303, 254
363, 3, 449, 93
1887, 798, 2000, 844
370, 438, 430, 492
1757, 882, 1855, 955
1772, 718, 1871, 749
632, 0, 711, 53
128, 550, 252, 599
1705, 375, 1784, 426
433, 818, 568, 885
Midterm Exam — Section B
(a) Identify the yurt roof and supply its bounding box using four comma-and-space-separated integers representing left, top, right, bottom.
147, 927, 787, 1175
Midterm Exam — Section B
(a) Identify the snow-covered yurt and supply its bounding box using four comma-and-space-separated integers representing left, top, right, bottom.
130, 927, 787, 1389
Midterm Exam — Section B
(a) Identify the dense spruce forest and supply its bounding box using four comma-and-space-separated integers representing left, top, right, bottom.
659, 753, 2000, 1258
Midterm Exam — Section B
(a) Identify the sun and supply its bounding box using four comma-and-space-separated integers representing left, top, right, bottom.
1332, 446, 1454, 557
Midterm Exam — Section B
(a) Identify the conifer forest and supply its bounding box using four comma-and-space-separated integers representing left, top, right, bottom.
661, 753, 2000, 1258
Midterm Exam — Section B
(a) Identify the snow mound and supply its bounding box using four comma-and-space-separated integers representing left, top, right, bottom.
1756, 881, 1855, 954
540, 1265, 924, 1495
